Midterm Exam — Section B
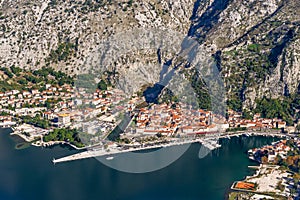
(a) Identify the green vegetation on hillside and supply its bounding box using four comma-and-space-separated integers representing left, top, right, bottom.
247, 44, 261, 53
159, 88, 179, 104
182, 68, 212, 110
46, 41, 76, 64
221, 15, 298, 114
0, 67, 74, 92
254, 95, 300, 125
97, 80, 107, 91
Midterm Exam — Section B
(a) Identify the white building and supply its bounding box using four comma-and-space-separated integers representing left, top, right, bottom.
57, 114, 71, 125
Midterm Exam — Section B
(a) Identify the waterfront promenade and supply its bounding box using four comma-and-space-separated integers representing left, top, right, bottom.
53, 131, 289, 164
53, 138, 204, 164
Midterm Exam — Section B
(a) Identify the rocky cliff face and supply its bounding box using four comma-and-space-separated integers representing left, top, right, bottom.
0, 0, 194, 74
187, 0, 299, 109
0, 0, 299, 109
215, 0, 300, 108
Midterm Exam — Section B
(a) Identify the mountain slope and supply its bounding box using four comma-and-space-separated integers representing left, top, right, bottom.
0, 0, 194, 73
1, 0, 300, 116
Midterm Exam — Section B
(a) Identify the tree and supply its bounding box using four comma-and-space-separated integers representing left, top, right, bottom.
17, 78, 28, 85
242, 109, 253, 120
97, 80, 107, 91
0, 111, 9, 116
274, 154, 283, 165
44, 101, 51, 109
261, 156, 268, 164
227, 98, 242, 112
10, 65, 22, 75
247, 44, 261, 53
254, 96, 295, 125
1, 67, 13, 78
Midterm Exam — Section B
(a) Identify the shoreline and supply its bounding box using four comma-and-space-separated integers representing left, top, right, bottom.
1, 127, 289, 199
228, 138, 298, 199
52, 131, 287, 164
0, 127, 288, 150
1, 126, 290, 164
229, 165, 290, 200
0, 126, 285, 200
7, 127, 87, 150
1, 123, 290, 150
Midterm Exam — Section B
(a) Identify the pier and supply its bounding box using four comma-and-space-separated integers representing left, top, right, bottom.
53, 138, 206, 164
52, 131, 290, 164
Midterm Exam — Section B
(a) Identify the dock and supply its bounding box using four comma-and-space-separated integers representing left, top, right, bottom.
53, 138, 205, 164
201, 139, 221, 150
52, 131, 290, 164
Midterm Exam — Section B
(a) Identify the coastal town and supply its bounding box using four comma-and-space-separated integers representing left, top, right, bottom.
1, 67, 300, 186
0, 67, 298, 182
3, 73, 300, 199
1, 63, 300, 200
0, 78, 295, 150
0, 67, 298, 152
1, 0, 299, 200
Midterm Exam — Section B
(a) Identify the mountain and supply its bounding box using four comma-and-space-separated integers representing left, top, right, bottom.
197, 0, 300, 110
0, 0, 194, 73
0, 0, 299, 119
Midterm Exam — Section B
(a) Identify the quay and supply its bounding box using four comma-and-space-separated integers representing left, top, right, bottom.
53, 138, 204, 164
52, 131, 289, 164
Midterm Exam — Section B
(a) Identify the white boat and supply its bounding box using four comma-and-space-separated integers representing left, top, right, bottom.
249, 156, 255, 161
106, 156, 114, 160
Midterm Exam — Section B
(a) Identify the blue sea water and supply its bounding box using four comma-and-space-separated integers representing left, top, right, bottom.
0, 128, 278, 200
